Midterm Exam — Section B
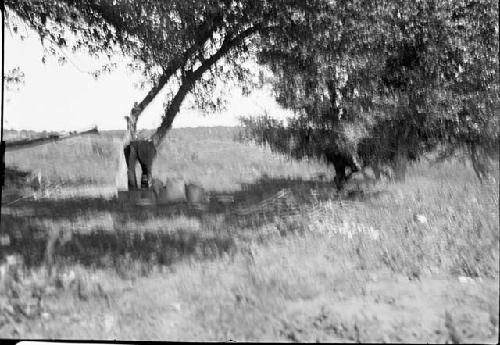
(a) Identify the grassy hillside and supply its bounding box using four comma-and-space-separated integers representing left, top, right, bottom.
1, 127, 498, 342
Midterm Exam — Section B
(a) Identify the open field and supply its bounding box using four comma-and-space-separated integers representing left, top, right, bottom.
1, 127, 499, 342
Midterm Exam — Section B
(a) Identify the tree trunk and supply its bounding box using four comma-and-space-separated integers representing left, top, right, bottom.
393, 142, 408, 182
469, 143, 490, 182
326, 79, 341, 126
150, 25, 262, 148
114, 138, 129, 190
120, 26, 262, 190
151, 80, 194, 148
126, 17, 225, 121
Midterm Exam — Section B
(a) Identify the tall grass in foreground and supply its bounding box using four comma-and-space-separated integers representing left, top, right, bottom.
163, 159, 498, 342
307, 159, 499, 279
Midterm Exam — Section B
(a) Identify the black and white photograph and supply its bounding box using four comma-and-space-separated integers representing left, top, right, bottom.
1, 0, 498, 342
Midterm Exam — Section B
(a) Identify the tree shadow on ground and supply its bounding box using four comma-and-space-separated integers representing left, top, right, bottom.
1, 172, 384, 273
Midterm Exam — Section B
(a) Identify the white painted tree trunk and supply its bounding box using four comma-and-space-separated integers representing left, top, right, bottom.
116, 109, 141, 190
115, 133, 130, 190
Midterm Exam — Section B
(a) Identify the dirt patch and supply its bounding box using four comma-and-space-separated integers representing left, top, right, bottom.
277, 275, 499, 343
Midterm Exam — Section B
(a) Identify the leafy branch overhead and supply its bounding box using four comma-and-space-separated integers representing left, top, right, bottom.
4, 67, 26, 92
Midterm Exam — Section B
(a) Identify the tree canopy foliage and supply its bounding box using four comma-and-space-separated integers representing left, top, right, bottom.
4, 67, 25, 92
242, 0, 499, 181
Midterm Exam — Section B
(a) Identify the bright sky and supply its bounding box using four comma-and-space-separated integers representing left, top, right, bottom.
1, 20, 294, 132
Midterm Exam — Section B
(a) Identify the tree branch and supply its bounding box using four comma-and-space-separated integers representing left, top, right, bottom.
151, 25, 262, 147
128, 15, 225, 127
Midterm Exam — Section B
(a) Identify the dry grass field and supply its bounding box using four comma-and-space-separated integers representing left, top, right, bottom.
1, 127, 498, 342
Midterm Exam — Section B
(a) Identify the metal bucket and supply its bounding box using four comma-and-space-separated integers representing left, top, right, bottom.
185, 183, 205, 204
159, 178, 187, 203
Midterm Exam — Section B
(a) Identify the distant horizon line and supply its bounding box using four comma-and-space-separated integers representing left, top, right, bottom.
3, 125, 241, 132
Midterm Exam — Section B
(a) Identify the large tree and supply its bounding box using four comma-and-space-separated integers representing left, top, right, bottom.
4, 0, 335, 189
242, 0, 499, 183
4, 0, 326, 145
